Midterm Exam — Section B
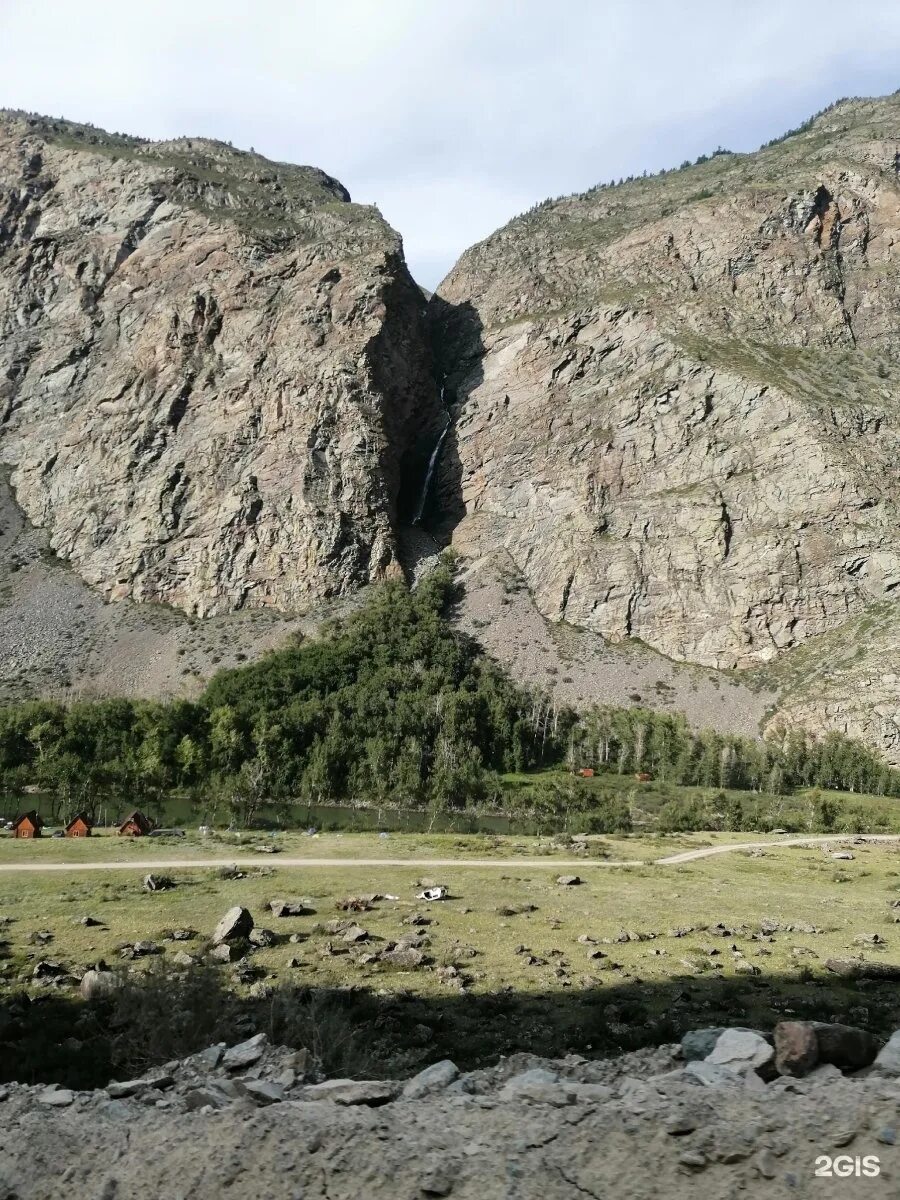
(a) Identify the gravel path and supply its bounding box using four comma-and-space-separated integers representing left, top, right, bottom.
0, 835, 895, 873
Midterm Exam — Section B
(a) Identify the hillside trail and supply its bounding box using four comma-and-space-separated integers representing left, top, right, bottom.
0, 833, 898, 873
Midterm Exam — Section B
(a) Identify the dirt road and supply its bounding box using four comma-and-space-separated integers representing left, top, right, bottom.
0, 833, 896, 873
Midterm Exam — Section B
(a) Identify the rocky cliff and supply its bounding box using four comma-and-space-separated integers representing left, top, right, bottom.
0, 111, 443, 616
431, 96, 900, 677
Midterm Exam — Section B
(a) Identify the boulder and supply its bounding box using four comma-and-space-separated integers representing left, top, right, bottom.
873, 1030, 900, 1075
381, 945, 426, 968
556, 875, 581, 886
402, 1060, 460, 1100
498, 1069, 573, 1105
341, 924, 369, 944
681, 1027, 767, 1062
240, 1079, 285, 1105
212, 907, 253, 945
268, 900, 314, 918
222, 1033, 268, 1071
706, 1029, 775, 1078
248, 928, 276, 948
79, 969, 121, 1000
774, 1022, 819, 1077
812, 1022, 882, 1071
301, 1079, 399, 1106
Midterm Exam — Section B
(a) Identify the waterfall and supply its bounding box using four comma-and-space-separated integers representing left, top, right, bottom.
412, 417, 450, 525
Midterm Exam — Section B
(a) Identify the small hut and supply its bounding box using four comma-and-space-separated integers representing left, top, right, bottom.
117, 810, 153, 837
12, 811, 43, 839
65, 813, 93, 838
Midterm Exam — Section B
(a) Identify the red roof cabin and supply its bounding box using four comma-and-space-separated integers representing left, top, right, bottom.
117, 810, 153, 837
65, 813, 93, 838
578, 768, 595, 778
12, 811, 43, 839
634, 772, 653, 783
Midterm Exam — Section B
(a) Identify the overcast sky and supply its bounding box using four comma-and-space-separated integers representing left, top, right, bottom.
3, 1, 900, 287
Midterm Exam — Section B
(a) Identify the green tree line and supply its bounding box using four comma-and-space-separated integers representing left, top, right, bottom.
0, 560, 898, 826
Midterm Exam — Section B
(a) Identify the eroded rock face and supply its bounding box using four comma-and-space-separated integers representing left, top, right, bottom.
0, 112, 442, 615
432, 96, 900, 670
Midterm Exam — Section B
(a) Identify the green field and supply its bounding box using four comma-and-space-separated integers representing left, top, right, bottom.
3, 830, 900, 1086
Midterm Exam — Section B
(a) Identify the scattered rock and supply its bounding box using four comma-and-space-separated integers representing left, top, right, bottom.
212, 907, 254, 945
38, 1087, 74, 1107
402, 1060, 460, 1100
706, 1030, 775, 1078
143, 874, 174, 892
774, 1022, 819, 1077
79, 969, 121, 1000
268, 899, 314, 918
248, 928, 276, 948
222, 1034, 268, 1071
301, 1079, 399, 1106
812, 1022, 882, 1071
556, 875, 581, 886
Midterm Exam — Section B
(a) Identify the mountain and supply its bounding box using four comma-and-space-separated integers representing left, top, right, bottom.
430, 94, 900, 760
0, 110, 443, 616
3, 100, 900, 763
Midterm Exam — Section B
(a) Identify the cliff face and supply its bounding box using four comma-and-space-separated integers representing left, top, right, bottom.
432, 97, 900, 671
0, 112, 442, 615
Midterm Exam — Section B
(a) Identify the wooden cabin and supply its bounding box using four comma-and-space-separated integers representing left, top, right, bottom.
12, 811, 43, 839
578, 768, 595, 778
65, 813, 93, 838
117, 810, 153, 837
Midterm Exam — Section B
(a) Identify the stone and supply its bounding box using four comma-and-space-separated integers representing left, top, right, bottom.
268, 899, 315, 918
212, 907, 253, 945
222, 1033, 268, 1071
240, 1079, 285, 1105
172, 951, 197, 967
183, 1085, 235, 1112
734, 960, 761, 975
38, 1087, 74, 1106
107, 1073, 173, 1099
381, 945, 425, 968
683, 1061, 743, 1088
131, 941, 159, 957
186, 1046, 224, 1071
79, 969, 121, 1000
556, 875, 581, 886
248, 928, 276, 948
682, 1028, 762, 1062
143, 874, 172, 892
402, 1060, 460, 1100
706, 1030, 775, 1078
209, 943, 236, 963
874, 1030, 900, 1075
77, 916, 102, 927
301, 1079, 399, 1106
341, 924, 369, 943
32, 959, 65, 979
812, 1022, 882, 1071
498, 1069, 573, 1105
774, 1022, 819, 1077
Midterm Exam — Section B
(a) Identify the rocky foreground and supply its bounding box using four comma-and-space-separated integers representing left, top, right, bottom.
4, 1022, 900, 1198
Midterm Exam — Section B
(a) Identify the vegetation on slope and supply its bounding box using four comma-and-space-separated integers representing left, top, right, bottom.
0, 563, 898, 829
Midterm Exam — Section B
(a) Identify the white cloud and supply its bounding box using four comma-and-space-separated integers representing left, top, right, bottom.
2, 0, 900, 286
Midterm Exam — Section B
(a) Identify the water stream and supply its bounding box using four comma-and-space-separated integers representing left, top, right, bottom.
412, 386, 450, 525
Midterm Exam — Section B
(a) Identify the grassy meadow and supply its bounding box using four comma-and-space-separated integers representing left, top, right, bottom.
4, 829, 900, 1087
